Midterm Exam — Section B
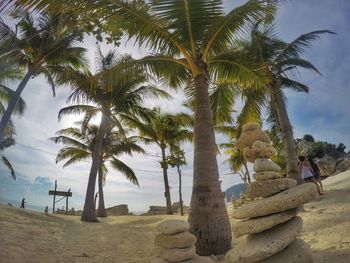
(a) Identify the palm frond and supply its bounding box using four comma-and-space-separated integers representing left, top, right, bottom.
1, 154, 16, 180
110, 157, 139, 186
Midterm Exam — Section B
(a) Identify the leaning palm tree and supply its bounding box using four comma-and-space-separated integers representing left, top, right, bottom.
125, 107, 192, 215
0, 56, 26, 136
10, 0, 277, 255
0, 12, 87, 139
240, 22, 334, 183
51, 123, 145, 217
56, 49, 169, 221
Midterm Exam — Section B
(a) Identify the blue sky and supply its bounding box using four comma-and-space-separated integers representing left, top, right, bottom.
0, 0, 349, 212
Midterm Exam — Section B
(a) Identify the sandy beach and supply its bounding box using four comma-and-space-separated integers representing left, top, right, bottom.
1, 170, 350, 263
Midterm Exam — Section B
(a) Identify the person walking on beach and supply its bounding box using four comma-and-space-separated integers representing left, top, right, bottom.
44, 206, 49, 215
20, 198, 26, 209
299, 156, 324, 195
308, 157, 324, 192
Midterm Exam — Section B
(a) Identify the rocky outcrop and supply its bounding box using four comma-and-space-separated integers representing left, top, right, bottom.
106, 204, 129, 216
225, 123, 316, 263
315, 155, 337, 176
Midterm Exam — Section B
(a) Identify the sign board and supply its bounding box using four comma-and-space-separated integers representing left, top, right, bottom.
48, 190, 72, 197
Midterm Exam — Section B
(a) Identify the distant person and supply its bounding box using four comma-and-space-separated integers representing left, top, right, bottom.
308, 158, 324, 192
299, 156, 324, 195
20, 198, 26, 209
44, 206, 49, 215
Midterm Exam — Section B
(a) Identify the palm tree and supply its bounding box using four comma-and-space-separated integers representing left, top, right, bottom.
126, 107, 192, 215
51, 123, 144, 217
10, 0, 277, 254
56, 49, 169, 221
241, 22, 334, 184
167, 147, 187, 216
0, 12, 87, 139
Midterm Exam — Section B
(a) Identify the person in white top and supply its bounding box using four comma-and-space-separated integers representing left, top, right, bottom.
299, 156, 324, 195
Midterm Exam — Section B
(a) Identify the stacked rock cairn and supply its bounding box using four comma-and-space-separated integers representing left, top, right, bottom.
155, 219, 214, 263
224, 123, 318, 263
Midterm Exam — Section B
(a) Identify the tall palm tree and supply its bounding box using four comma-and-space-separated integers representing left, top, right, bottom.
0, 12, 88, 139
126, 107, 192, 214
56, 50, 169, 221
240, 22, 334, 184
10, 0, 277, 255
51, 123, 144, 217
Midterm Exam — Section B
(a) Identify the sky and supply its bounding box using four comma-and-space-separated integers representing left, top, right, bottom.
0, 0, 349, 213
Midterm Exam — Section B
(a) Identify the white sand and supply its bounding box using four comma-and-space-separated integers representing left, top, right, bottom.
1, 170, 350, 262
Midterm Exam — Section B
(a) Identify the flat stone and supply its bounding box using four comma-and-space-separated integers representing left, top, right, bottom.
236, 130, 271, 150
224, 217, 303, 263
254, 158, 281, 172
232, 183, 317, 219
157, 220, 189, 235
242, 123, 260, 132
233, 208, 298, 237
155, 232, 196, 249
257, 239, 313, 263
247, 178, 297, 199
253, 171, 282, 180
161, 246, 196, 262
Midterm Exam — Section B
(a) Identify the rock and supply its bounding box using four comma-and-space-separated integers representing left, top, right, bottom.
242, 123, 260, 132
247, 178, 297, 199
232, 183, 317, 219
224, 217, 303, 263
315, 155, 337, 176
257, 239, 313, 263
143, 206, 168, 215
232, 208, 298, 237
254, 158, 281, 172
236, 129, 271, 150
161, 246, 195, 262
335, 157, 350, 173
106, 204, 129, 216
253, 171, 281, 181
155, 232, 196, 249
243, 141, 277, 163
157, 220, 189, 235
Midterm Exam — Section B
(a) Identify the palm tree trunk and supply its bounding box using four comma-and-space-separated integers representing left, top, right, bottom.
81, 111, 109, 222
270, 85, 302, 184
97, 161, 107, 217
177, 164, 184, 216
188, 69, 232, 256
161, 144, 173, 214
0, 67, 34, 139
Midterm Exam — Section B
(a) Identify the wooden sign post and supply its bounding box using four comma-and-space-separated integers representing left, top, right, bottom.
48, 180, 72, 214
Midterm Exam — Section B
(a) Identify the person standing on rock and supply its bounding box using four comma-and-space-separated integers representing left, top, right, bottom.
308, 158, 324, 193
299, 156, 324, 195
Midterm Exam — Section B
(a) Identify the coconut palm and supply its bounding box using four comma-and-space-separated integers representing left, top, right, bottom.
240, 22, 334, 184
0, 12, 87, 139
0, 57, 26, 136
51, 123, 145, 217
125, 107, 192, 214
10, 0, 278, 254
56, 50, 169, 221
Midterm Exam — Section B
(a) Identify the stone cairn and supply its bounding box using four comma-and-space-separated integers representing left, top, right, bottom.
224, 123, 318, 263
155, 219, 214, 263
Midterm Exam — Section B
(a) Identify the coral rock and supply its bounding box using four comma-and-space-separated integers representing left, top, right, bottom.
243, 141, 277, 163
155, 232, 196, 249
157, 220, 189, 235
246, 178, 297, 199
224, 217, 303, 263
232, 183, 317, 219
253, 158, 281, 172
253, 171, 281, 180
161, 246, 196, 262
257, 238, 313, 263
233, 208, 298, 237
